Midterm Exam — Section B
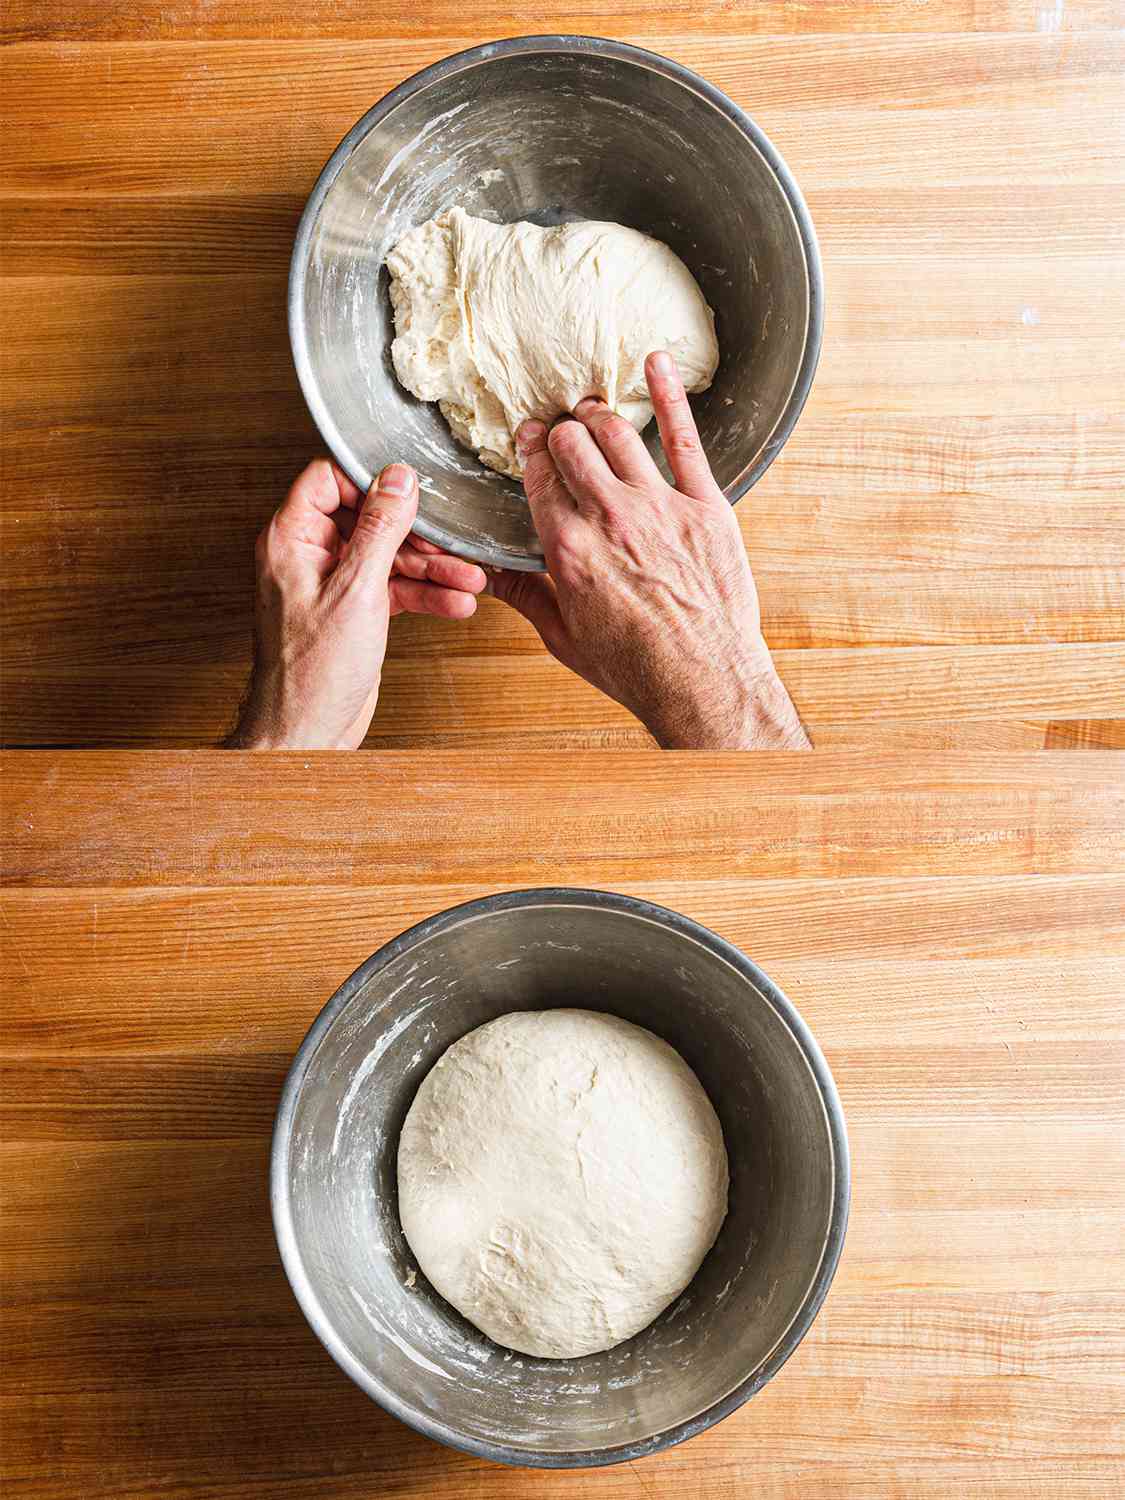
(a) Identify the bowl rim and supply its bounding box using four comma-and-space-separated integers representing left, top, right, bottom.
271, 885, 850, 1469
287, 34, 825, 572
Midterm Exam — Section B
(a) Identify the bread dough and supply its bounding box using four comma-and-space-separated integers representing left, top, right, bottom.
396, 1009, 729, 1359
386, 208, 719, 479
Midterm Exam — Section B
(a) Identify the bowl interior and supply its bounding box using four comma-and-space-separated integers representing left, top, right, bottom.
277, 897, 840, 1462
293, 42, 813, 568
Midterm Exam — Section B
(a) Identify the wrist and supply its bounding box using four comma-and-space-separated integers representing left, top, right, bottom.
647, 640, 810, 751
223, 703, 303, 751
224, 719, 297, 751
223, 671, 360, 751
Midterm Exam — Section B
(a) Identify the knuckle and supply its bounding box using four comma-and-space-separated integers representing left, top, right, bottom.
506, 576, 537, 616
524, 470, 555, 507
600, 414, 634, 445
594, 490, 630, 534
666, 428, 702, 459
285, 459, 326, 512
256, 521, 284, 574
548, 421, 583, 458
552, 522, 594, 580
518, 429, 548, 460
356, 500, 405, 539
300, 457, 331, 494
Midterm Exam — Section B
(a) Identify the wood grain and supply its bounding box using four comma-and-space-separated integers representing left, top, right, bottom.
3, 642, 1122, 749
7, 191, 1125, 275
6, 39, 1125, 197
7, 34, 1125, 132
2, 751, 1124, 1497
5, 889, 1124, 1052
4, 750, 1125, 885
2, 22, 1124, 747
6, 2, 1125, 43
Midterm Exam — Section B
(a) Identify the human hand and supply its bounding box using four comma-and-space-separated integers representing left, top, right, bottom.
487, 352, 809, 749
227, 459, 486, 749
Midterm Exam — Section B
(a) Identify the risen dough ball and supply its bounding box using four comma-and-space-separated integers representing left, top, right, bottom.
396, 1009, 729, 1360
386, 208, 719, 478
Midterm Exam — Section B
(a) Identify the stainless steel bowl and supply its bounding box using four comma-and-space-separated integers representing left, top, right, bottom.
289, 36, 823, 570
271, 889, 848, 1468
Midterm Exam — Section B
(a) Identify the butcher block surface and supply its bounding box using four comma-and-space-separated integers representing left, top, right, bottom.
2, 3, 1125, 748
2, 749, 1124, 1496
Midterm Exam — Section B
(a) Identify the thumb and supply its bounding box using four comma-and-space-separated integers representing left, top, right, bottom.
487, 568, 567, 654
341, 464, 418, 583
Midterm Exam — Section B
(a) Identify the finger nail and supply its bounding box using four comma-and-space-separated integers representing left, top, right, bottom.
379, 463, 415, 495
649, 350, 674, 376
516, 420, 546, 450
573, 396, 602, 416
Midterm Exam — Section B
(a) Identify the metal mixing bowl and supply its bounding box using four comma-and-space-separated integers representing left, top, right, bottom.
289, 36, 823, 570
271, 889, 849, 1468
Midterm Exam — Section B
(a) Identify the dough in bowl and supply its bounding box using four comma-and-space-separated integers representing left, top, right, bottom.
396, 1008, 729, 1359
386, 208, 720, 479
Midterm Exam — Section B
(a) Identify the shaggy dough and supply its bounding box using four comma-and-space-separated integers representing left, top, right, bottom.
396, 1009, 729, 1360
386, 208, 719, 478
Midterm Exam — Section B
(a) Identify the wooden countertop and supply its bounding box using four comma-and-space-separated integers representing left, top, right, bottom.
3, 750, 1124, 1496
2, 6, 1124, 748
